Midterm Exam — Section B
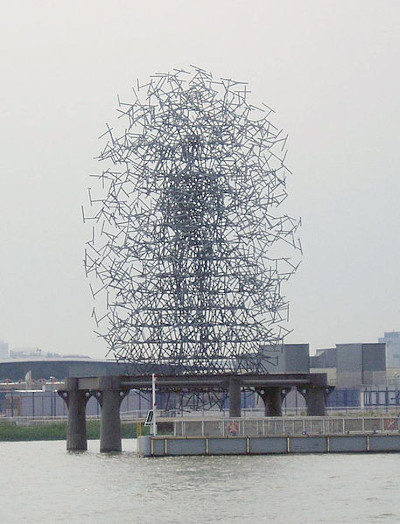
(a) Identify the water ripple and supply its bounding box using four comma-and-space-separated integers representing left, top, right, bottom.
1, 441, 400, 523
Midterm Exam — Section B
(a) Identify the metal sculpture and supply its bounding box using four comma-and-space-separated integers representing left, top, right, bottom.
83, 66, 301, 375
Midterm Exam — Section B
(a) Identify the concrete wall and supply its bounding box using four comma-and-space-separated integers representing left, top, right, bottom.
311, 367, 336, 385
139, 435, 400, 456
336, 371, 363, 388
362, 370, 386, 385
283, 344, 310, 373
337, 344, 363, 373
336, 343, 386, 387
261, 344, 310, 374
362, 344, 386, 372
311, 348, 337, 369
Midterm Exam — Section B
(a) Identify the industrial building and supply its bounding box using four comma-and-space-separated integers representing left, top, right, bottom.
379, 332, 400, 381
2, 334, 400, 415
310, 336, 400, 410
310, 343, 386, 388
0, 340, 9, 360
0, 387, 152, 418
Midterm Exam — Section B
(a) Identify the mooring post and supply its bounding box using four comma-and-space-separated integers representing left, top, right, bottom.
58, 377, 90, 451
97, 376, 124, 452
229, 376, 241, 417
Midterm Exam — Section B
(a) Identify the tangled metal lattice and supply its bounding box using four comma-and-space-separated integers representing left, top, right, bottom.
83, 66, 301, 375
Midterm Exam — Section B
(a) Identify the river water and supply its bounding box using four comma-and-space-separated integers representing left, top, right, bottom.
1, 439, 400, 523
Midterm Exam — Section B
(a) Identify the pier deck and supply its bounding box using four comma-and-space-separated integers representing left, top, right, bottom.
138, 415, 400, 456
138, 434, 400, 456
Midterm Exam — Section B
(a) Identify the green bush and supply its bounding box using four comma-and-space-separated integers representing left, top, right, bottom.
0, 421, 157, 441
0, 420, 173, 442
0, 421, 68, 441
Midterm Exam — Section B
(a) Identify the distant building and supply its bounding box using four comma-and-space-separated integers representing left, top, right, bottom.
335, 343, 386, 388
310, 347, 337, 369
260, 343, 310, 374
0, 357, 124, 381
0, 388, 153, 418
310, 347, 337, 385
0, 341, 9, 360
379, 332, 400, 369
310, 342, 388, 410
10, 347, 44, 359
310, 343, 386, 388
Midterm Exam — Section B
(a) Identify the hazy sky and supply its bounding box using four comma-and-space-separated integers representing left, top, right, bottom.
1, 0, 399, 358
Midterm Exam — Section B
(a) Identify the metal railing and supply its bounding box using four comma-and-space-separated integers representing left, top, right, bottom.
173, 416, 400, 437
3, 411, 400, 433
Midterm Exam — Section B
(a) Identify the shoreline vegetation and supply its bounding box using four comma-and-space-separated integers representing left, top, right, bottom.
0, 421, 156, 442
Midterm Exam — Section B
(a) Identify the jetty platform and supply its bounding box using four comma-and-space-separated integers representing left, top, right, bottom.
138, 415, 400, 456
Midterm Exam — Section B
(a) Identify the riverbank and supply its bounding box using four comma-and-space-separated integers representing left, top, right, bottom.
0, 421, 145, 441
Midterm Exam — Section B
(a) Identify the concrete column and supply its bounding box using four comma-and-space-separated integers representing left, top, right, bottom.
229, 376, 241, 417
97, 377, 124, 453
58, 377, 89, 451
256, 387, 284, 417
297, 386, 328, 416
264, 387, 283, 417
306, 387, 327, 416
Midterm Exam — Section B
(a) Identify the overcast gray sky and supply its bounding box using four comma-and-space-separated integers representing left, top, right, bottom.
1, 0, 399, 358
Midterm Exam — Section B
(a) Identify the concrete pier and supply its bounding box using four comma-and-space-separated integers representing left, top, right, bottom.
299, 385, 328, 416
229, 376, 241, 417
307, 387, 327, 416
256, 387, 284, 416
58, 373, 331, 452
59, 378, 90, 451
96, 377, 125, 453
